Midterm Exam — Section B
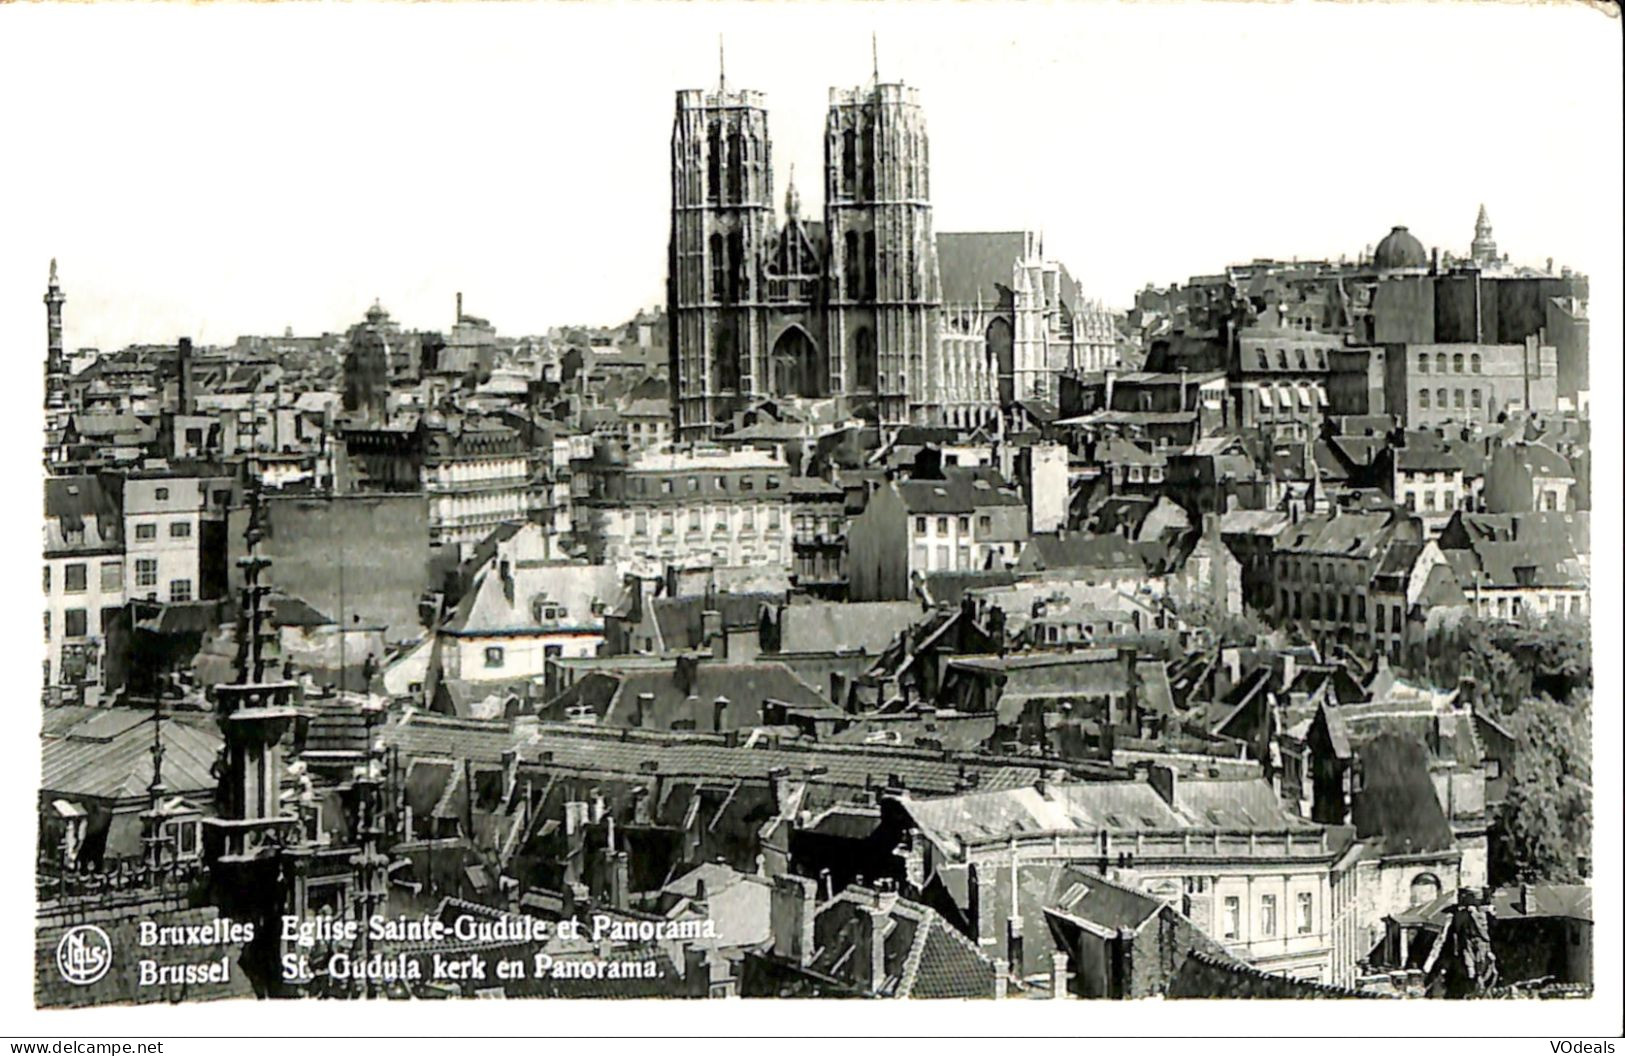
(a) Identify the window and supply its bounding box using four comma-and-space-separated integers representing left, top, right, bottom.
170, 521, 192, 538
741, 477, 754, 492
1454, 388, 1464, 409
912, 544, 928, 569
64, 608, 87, 638
1453, 353, 1465, 373
1418, 389, 1430, 410
978, 515, 992, 535
162, 817, 202, 859
957, 516, 970, 534
43, 566, 50, 593
484, 646, 505, 669
213, 489, 231, 507
688, 510, 702, 533
155, 487, 169, 501
136, 559, 158, 588
1260, 895, 1278, 938
767, 508, 781, 530
64, 563, 87, 593
1471, 388, 1482, 411
1417, 353, 1429, 374
660, 479, 673, 495
1222, 896, 1241, 940
935, 545, 949, 570
169, 579, 192, 602
1471, 353, 1482, 374
766, 476, 781, 491
1296, 892, 1313, 934
633, 511, 648, 536
184, 427, 204, 446
957, 545, 970, 569
101, 561, 121, 591
915, 516, 927, 534
44, 611, 50, 641
687, 477, 699, 492
936, 516, 949, 534
660, 511, 675, 536
136, 523, 157, 541
1436, 388, 1447, 410
544, 644, 563, 660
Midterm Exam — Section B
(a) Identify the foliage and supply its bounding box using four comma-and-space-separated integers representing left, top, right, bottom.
1174, 596, 1267, 648
1490, 689, 1592, 884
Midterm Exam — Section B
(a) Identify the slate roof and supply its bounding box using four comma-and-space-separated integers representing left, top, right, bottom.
1275, 511, 1398, 558
895, 469, 1025, 514
650, 591, 782, 648
775, 600, 924, 655
1440, 541, 1586, 589
1349, 733, 1457, 856
900, 774, 1321, 852
936, 231, 1025, 305
380, 712, 1073, 795
41, 709, 222, 802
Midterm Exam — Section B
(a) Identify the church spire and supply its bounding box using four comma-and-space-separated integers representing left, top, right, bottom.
1471, 203, 1498, 265
785, 163, 800, 221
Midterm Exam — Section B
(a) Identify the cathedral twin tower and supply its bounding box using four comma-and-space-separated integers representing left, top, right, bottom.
667, 74, 942, 438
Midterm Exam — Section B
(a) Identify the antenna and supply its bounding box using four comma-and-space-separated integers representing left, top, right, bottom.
872, 32, 879, 83
719, 34, 726, 93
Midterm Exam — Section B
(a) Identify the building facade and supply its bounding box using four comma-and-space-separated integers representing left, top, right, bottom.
587, 447, 794, 574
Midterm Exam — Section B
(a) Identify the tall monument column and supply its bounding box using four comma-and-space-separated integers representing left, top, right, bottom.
44, 259, 66, 411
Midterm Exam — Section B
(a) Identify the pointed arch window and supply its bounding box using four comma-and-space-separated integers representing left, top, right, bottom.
841, 129, 857, 197
844, 230, 861, 300
853, 327, 877, 392
709, 234, 726, 302
707, 125, 722, 204
863, 231, 877, 301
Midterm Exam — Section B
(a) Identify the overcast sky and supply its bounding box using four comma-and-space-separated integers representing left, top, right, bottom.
1, 1, 1620, 353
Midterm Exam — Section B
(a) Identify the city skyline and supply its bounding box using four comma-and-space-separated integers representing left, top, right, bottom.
3, 2, 1619, 355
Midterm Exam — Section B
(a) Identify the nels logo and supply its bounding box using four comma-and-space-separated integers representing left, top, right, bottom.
56, 925, 113, 986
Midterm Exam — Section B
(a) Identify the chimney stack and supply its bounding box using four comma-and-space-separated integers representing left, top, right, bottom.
853, 904, 890, 994
770, 873, 818, 967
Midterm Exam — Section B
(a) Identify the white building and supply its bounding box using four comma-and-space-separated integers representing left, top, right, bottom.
44, 475, 126, 703
590, 447, 794, 576
122, 465, 232, 604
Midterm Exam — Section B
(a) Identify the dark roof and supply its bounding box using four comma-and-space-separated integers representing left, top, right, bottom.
936, 232, 1025, 306
1016, 532, 1148, 574
895, 468, 1025, 514
1350, 733, 1457, 857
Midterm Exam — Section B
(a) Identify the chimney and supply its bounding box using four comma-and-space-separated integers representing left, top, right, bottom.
609, 850, 630, 909
853, 904, 890, 994
993, 957, 1009, 1000
701, 609, 725, 656
1051, 951, 1071, 999
674, 653, 699, 696
1148, 762, 1178, 810
456, 291, 463, 322
770, 873, 818, 967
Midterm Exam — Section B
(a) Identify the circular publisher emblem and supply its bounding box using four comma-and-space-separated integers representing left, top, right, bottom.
56, 925, 112, 986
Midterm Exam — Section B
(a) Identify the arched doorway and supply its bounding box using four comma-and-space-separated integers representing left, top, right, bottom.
771, 326, 820, 398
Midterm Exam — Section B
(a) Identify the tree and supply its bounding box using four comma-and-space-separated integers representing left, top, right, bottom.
1490, 689, 1592, 884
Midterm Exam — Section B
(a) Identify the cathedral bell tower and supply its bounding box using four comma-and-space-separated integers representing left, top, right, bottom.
824, 74, 941, 428
668, 55, 775, 439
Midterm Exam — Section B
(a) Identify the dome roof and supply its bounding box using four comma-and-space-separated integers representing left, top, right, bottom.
1373, 226, 1427, 271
